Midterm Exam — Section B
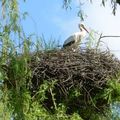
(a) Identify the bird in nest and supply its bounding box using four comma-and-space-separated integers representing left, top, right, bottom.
63, 23, 89, 51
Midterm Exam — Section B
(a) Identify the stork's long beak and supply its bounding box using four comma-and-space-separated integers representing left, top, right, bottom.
82, 26, 89, 33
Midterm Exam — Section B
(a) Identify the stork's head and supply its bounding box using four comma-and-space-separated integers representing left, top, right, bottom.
78, 23, 89, 33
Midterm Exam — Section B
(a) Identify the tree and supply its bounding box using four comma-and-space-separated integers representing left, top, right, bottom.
117, 0, 120, 4
63, 0, 120, 15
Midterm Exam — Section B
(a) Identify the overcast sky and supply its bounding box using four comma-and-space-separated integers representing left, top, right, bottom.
20, 0, 120, 59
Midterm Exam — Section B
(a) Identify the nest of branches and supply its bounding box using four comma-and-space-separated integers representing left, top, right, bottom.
29, 48, 120, 113
4, 48, 120, 117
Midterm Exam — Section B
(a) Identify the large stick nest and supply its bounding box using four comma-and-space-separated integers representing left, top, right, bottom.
29, 48, 120, 112
30, 49, 120, 92
4, 48, 120, 116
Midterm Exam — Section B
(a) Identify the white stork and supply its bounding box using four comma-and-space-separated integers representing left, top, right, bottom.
63, 23, 89, 51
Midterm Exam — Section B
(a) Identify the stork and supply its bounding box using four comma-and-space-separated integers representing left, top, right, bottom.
63, 23, 89, 51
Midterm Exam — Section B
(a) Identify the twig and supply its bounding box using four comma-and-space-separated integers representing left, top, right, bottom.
100, 35, 120, 39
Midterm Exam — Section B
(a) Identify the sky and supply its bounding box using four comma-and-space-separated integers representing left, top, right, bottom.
19, 0, 120, 59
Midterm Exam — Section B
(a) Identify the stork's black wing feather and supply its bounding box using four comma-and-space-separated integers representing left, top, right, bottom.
63, 36, 75, 48
63, 40, 75, 48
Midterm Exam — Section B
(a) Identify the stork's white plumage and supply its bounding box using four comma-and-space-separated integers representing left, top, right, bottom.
63, 24, 89, 50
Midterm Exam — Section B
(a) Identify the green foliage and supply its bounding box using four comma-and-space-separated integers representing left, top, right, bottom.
93, 77, 120, 105
86, 30, 97, 49
40, 35, 60, 51
117, 0, 120, 4
63, 0, 119, 16
63, 0, 72, 9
